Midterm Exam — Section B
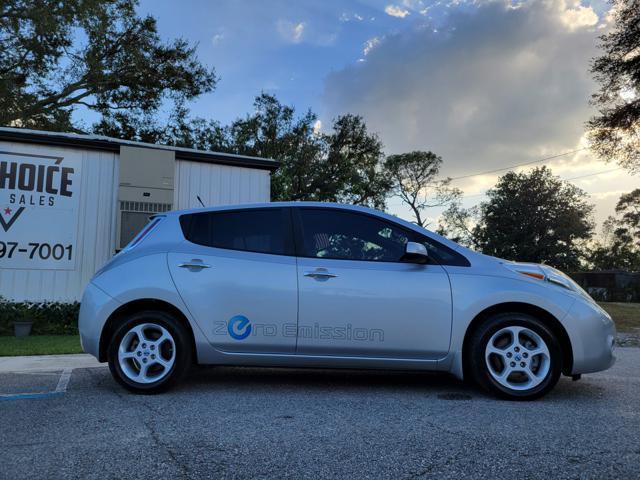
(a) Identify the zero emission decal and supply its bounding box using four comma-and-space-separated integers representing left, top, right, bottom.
216, 316, 385, 342
0, 150, 82, 270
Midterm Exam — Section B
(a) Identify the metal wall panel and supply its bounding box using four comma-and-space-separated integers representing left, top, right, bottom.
1, 149, 269, 302
174, 160, 270, 210
0, 141, 118, 302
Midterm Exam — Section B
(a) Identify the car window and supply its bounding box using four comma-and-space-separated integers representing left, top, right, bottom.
298, 209, 410, 262
416, 234, 471, 267
180, 208, 291, 255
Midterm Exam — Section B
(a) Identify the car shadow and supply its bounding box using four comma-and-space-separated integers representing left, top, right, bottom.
176, 365, 608, 402
182, 365, 477, 398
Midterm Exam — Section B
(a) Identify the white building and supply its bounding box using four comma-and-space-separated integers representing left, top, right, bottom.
0, 127, 277, 302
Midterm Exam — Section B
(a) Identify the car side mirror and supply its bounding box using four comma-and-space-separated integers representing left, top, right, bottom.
404, 242, 429, 264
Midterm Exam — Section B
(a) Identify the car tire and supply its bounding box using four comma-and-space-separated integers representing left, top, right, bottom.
107, 310, 192, 394
468, 312, 562, 400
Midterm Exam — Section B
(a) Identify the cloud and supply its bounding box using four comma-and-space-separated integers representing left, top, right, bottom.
323, 0, 637, 228
277, 20, 306, 43
363, 36, 382, 56
554, 0, 599, 31
340, 12, 364, 22
325, 1, 605, 170
384, 5, 410, 18
211, 33, 224, 46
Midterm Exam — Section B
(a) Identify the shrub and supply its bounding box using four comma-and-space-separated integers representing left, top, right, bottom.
0, 297, 80, 336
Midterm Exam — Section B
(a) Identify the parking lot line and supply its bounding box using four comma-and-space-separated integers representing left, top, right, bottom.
0, 368, 73, 401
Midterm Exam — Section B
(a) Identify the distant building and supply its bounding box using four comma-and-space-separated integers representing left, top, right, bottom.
0, 127, 277, 301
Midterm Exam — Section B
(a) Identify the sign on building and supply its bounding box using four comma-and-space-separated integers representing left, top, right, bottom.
0, 150, 82, 270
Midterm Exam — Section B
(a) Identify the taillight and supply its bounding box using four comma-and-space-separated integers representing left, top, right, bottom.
124, 216, 164, 251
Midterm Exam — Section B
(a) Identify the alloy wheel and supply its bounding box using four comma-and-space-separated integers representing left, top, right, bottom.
484, 325, 551, 391
117, 323, 176, 384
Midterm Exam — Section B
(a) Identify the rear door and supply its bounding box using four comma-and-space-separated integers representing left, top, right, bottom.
168, 207, 298, 353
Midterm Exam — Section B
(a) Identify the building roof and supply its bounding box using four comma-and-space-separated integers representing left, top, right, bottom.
0, 127, 278, 171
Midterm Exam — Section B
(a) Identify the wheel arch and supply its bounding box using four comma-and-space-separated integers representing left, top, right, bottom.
99, 298, 197, 363
461, 302, 574, 377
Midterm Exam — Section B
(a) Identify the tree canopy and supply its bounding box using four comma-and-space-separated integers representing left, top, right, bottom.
589, 189, 640, 270
588, 0, 640, 172
0, 0, 216, 132
470, 167, 594, 271
104, 94, 391, 207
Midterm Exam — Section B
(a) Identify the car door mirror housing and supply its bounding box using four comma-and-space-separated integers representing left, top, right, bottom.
404, 242, 429, 264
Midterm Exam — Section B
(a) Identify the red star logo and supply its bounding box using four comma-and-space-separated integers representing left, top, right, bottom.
3, 207, 11, 215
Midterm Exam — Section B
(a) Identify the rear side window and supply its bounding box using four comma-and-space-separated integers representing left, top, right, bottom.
180, 208, 292, 255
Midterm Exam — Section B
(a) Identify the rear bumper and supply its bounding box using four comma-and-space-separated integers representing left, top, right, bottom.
79, 282, 120, 360
565, 298, 616, 375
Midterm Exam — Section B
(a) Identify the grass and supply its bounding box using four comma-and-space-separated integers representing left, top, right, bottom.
598, 302, 640, 333
0, 335, 82, 357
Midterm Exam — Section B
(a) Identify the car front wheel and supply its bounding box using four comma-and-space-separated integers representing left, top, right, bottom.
107, 310, 192, 394
468, 312, 562, 400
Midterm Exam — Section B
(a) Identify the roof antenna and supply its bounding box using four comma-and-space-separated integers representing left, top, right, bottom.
196, 195, 205, 208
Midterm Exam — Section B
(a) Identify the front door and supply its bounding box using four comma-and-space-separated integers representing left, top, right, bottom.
294, 208, 452, 360
169, 207, 297, 353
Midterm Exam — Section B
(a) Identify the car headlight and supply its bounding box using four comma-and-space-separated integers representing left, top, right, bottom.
505, 263, 594, 301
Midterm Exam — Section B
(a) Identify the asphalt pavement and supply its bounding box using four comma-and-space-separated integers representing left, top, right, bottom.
1, 348, 639, 479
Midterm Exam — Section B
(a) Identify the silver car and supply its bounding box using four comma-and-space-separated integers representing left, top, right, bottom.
79, 202, 616, 399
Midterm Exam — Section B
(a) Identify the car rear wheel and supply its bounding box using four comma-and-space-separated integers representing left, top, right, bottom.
468, 312, 562, 400
107, 310, 192, 394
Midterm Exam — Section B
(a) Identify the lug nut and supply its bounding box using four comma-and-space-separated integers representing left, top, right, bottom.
520, 362, 526, 367
510, 361, 516, 367
151, 354, 156, 359
522, 352, 528, 358
514, 346, 520, 352
142, 343, 147, 348
137, 351, 142, 357
506, 352, 512, 358
150, 345, 155, 350
142, 358, 148, 363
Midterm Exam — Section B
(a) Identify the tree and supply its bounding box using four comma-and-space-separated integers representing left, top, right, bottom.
222, 94, 328, 202
437, 200, 480, 248
588, 189, 640, 271
131, 93, 391, 207
473, 167, 594, 271
383, 151, 460, 227
322, 114, 390, 208
1, 0, 216, 133
614, 188, 640, 243
587, 0, 640, 172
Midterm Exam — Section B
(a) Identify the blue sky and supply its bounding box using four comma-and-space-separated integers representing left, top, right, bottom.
135, 0, 636, 229
137, 0, 444, 124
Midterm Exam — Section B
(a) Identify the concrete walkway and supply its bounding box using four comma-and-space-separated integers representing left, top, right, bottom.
0, 354, 104, 373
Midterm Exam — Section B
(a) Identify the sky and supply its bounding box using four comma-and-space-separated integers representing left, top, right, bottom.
137, 0, 639, 233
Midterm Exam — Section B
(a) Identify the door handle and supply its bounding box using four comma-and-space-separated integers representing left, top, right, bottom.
304, 269, 338, 279
178, 260, 211, 270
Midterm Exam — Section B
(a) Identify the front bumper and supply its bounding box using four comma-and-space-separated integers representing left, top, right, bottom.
78, 282, 120, 360
564, 298, 616, 375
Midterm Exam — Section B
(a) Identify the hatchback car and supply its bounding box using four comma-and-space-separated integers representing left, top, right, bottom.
79, 202, 616, 399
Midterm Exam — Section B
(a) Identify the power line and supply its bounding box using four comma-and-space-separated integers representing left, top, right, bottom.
448, 148, 586, 181
459, 167, 623, 200
564, 167, 621, 181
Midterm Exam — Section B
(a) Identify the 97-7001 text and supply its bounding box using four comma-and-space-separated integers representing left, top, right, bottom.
0, 241, 73, 261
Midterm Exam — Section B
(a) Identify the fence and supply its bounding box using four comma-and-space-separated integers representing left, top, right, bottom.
570, 271, 640, 302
